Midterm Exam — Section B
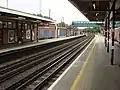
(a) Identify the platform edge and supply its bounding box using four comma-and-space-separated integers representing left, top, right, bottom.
47, 36, 96, 90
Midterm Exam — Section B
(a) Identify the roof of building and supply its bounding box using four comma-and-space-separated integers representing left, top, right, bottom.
0, 6, 56, 23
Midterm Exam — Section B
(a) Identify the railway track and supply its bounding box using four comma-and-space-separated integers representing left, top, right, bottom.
0, 35, 94, 90
0, 36, 86, 82
0, 35, 85, 64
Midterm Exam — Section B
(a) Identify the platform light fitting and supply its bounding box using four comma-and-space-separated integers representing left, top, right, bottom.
96, 13, 99, 16
93, 1, 96, 10
93, 3, 96, 9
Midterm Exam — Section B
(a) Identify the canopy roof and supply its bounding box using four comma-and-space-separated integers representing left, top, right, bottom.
69, 0, 111, 21
0, 6, 56, 23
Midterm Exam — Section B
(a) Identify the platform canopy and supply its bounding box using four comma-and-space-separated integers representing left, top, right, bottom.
0, 6, 56, 23
69, 0, 113, 21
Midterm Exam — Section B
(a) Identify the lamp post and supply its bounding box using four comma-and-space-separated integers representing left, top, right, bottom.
61, 17, 64, 27
7, 0, 8, 8
40, 0, 42, 14
49, 9, 51, 18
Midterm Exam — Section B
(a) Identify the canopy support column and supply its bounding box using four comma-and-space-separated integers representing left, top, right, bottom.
30, 24, 33, 42
105, 19, 107, 47
37, 24, 38, 42
111, 1, 116, 65
21, 22, 24, 44
16, 21, 19, 44
107, 17, 110, 52
107, 3, 110, 53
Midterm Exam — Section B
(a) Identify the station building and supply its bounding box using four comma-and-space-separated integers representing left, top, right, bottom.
38, 24, 56, 39
0, 6, 55, 47
0, 6, 81, 48
57, 26, 81, 37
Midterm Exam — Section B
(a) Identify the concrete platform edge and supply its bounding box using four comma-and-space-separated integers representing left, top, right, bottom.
0, 35, 85, 54
47, 36, 96, 90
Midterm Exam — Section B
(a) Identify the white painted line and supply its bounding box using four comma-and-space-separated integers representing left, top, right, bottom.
47, 36, 96, 90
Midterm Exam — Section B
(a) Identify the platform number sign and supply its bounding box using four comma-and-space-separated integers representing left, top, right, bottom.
26, 29, 30, 39
8, 30, 14, 43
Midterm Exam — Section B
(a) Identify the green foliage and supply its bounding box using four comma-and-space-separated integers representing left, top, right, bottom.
33, 13, 53, 20
83, 27, 99, 32
36, 13, 43, 17
33, 13, 36, 16
65, 24, 68, 27
43, 16, 53, 20
58, 22, 68, 27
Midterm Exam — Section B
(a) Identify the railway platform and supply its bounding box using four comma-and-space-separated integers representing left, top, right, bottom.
0, 35, 84, 54
48, 35, 120, 90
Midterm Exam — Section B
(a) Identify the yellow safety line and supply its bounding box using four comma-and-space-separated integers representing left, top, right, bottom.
70, 38, 96, 90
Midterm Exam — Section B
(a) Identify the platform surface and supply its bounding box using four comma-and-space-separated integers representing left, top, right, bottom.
48, 35, 120, 90
0, 35, 83, 54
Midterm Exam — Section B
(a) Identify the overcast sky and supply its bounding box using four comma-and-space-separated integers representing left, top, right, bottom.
0, 0, 88, 24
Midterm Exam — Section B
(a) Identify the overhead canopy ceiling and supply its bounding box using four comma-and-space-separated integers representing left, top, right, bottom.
69, 0, 111, 21
115, 7, 120, 21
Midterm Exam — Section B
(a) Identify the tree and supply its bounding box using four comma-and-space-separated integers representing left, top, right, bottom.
65, 24, 68, 27
83, 27, 99, 32
57, 22, 66, 27
33, 13, 36, 16
33, 13, 53, 20
37, 13, 43, 17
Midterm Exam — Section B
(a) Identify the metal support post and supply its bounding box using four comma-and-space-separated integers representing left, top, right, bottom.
33, 24, 35, 41
7, 0, 8, 8
111, 1, 115, 65
30, 24, 33, 42
107, 3, 110, 52
21, 22, 23, 44
73, 29, 74, 36
12, 22, 16, 43
107, 17, 110, 52
0, 30, 3, 47
37, 24, 38, 42
105, 19, 107, 47
16, 21, 19, 44
66, 29, 67, 37
70, 28, 71, 36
